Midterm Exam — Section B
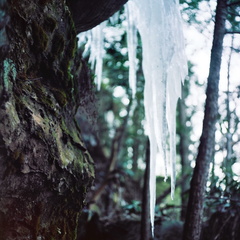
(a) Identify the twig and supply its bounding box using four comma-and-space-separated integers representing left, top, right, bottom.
227, 1, 240, 7
213, 214, 232, 240
225, 30, 240, 34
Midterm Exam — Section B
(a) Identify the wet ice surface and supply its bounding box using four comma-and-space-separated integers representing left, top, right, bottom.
128, 0, 187, 233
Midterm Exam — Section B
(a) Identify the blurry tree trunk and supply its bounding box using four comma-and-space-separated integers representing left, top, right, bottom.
0, 0, 126, 239
182, 1, 227, 240
132, 139, 140, 172
177, 82, 191, 221
140, 139, 152, 240
224, 34, 234, 188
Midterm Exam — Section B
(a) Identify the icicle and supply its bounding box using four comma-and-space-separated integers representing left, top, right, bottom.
125, 2, 138, 96
109, 11, 120, 25
88, 21, 107, 90
78, 21, 107, 90
128, 0, 187, 235
81, 31, 92, 58
165, 0, 188, 199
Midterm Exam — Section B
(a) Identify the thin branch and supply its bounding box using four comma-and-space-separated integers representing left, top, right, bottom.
90, 170, 117, 203
89, 98, 133, 204
227, 1, 240, 7
225, 30, 240, 34
213, 214, 232, 240
227, 10, 240, 16
108, 97, 132, 172
205, 195, 240, 203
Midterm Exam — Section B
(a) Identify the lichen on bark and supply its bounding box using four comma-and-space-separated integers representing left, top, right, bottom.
0, 0, 95, 239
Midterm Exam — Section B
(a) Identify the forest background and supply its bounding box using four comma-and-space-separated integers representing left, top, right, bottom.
76, 0, 240, 239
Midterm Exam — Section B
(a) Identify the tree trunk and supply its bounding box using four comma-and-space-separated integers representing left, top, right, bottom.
177, 83, 191, 221
182, 1, 227, 240
0, 0, 125, 239
140, 139, 152, 240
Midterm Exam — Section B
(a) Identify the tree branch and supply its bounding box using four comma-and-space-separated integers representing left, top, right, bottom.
66, 0, 128, 33
225, 30, 240, 34
227, 1, 240, 7
89, 98, 132, 204
108, 97, 132, 172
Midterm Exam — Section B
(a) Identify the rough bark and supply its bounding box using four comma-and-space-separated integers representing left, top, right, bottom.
182, 1, 228, 239
66, 0, 128, 33
0, 0, 129, 238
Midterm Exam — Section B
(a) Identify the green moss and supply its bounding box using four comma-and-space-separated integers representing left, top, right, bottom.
51, 88, 68, 107
73, 152, 84, 171
56, 119, 92, 168
61, 13, 77, 81
60, 120, 82, 145
62, 37, 76, 75
31, 82, 58, 114
5, 101, 21, 128
3, 58, 17, 91
66, 37, 77, 60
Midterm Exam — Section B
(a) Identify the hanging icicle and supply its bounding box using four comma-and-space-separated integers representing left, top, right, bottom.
126, 0, 187, 234
78, 0, 187, 235
78, 21, 107, 90
125, 2, 138, 96
109, 10, 120, 25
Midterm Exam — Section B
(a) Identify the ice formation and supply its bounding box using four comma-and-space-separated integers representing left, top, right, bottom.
125, 2, 138, 96
78, 0, 187, 235
78, 21, 107, 90
127, 0, 187, 233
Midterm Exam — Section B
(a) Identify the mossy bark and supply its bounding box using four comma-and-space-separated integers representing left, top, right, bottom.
0, 0, 110, 239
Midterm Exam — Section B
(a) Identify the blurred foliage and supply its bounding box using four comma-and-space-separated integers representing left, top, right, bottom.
122, 200, 142, 214
180, 0, 203, 24
76, 1, 240, 233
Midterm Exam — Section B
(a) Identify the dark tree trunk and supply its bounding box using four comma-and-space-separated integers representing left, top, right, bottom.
182, 0, 228, 239
140, 139, 152, 240
177, 84, 191, 221
0, 0, 126, 239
